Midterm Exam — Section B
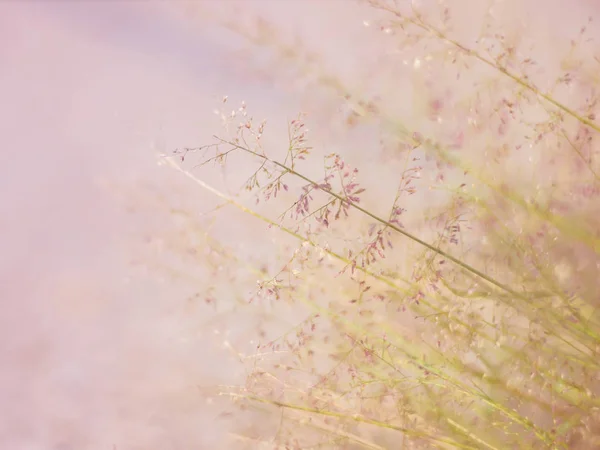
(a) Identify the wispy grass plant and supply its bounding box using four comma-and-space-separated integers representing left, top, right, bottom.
160, 1, 600, 448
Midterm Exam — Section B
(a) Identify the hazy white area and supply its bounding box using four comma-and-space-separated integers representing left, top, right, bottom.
1, 1, 598, 449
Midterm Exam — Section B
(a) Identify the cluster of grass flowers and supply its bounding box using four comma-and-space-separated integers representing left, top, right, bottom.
159, 1, 599, 448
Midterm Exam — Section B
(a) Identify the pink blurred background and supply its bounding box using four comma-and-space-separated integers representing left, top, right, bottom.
1, 1, 598, 449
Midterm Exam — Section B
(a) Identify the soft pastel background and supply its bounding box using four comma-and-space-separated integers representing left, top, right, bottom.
1, 1, 598, 449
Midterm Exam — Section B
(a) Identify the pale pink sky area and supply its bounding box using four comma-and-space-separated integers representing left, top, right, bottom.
1, 1, 599, 449
1, 3, 250, 449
